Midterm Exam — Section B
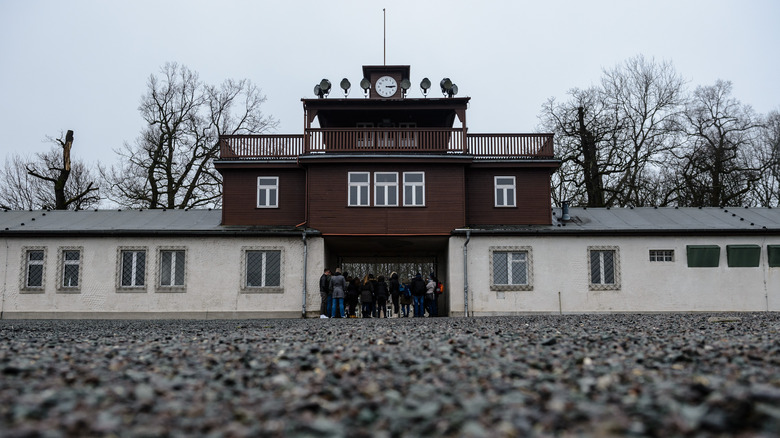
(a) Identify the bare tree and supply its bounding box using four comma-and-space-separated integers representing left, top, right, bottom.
101, 63, 278, 209
0, 131, 100, 210
540, 56, 686, 207
671, 80, 762, 207
601, 55, 685, 206
540, 87, 621, 207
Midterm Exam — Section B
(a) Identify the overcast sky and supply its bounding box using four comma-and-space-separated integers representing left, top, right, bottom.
1, 0, 778, 168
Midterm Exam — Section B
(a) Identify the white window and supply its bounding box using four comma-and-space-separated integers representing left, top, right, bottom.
23, 248, 45, 290
588, 246, 620, 290
649, 249, 674, 262
348, 172, 370, 206
374, 172, 398, 206
160, 249, 185, 287
120, 249, 146, 288
244, 249, 282, 289
257, 177, 279, 208
490, 247, 533, 291
403, 172, 425, 206
60, 249, 81, 289
495, 176, 516, 207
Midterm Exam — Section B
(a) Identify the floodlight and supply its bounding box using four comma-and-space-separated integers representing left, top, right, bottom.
360, 77, 371, 97
340, 78, 351, 97
400, 78, 411, 97
420, 77, 431, 97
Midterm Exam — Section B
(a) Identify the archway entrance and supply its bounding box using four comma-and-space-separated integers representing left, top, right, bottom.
323, 235, 449, 316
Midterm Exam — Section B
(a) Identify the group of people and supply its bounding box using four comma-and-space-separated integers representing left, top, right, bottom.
319, 268, 444, 318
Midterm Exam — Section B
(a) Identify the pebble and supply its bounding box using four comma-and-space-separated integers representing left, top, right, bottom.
0, 314, 778, 436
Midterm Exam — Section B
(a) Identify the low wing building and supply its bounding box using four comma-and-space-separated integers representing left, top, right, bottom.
1, 65, 778, 318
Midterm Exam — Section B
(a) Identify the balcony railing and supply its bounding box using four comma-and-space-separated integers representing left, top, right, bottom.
219, 129, 553, 160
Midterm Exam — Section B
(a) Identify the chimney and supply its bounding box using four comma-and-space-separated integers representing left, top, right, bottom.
561, 201, 571, 221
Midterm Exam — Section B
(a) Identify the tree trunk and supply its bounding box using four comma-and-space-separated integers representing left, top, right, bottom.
578, 107, 606, 207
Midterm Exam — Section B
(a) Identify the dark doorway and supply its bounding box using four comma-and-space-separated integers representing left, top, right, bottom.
338, 256, 437, 283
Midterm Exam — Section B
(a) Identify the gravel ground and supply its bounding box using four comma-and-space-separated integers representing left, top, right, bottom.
1, 314, 779, 437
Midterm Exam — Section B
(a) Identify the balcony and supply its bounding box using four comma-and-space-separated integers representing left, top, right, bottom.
219, 129, 554, 160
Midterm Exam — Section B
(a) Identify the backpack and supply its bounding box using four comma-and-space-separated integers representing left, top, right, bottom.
435, 282, 444, 295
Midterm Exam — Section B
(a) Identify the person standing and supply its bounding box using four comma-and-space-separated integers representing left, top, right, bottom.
346, 276, 360, 317
388, 272, 401, 317
410, 272, 426, 317
329, 268, 347, 318
319, 268, 332, 318
360, 274, 375, 318
399, 280, 412, 317
425, 275, 436, 317
429, 272, 440, 317
375, 275, 389, 318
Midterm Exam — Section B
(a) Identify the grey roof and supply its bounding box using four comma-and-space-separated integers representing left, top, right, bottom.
456, 207, 780, 236
0, 209, 314, 236
555, 207, 780, 232
3, 207, 780, 237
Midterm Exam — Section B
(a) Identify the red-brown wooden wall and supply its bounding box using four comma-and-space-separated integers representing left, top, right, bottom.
220, 167, 306, 226
306, 163, 467, 235
465, 167, 553, 226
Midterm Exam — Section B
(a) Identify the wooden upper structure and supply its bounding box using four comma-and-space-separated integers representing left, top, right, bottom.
215, 65, 559, 234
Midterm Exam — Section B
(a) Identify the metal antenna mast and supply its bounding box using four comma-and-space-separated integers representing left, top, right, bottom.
383, 8, 386, 65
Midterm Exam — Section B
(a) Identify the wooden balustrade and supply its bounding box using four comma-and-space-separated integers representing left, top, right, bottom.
467, 133, 554, 158
219, 130, 554, 159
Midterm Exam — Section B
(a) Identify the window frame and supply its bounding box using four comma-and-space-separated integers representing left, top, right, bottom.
403, 172, 425, 207
241, 247, 284, 293
588, 246, 620, 291
117, 247, 147, 292
348, 172, 371, 207
489, 246, 533, 291
374, 172, 399, 207
57, 246, 83, 292
156, 247, 187, 292
494, 176, 516, 207
21, 246, 46, 292
256, 176, 279, 209
649, 249, 674, 262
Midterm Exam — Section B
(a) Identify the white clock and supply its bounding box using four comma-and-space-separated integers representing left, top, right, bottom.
375, 75, 398, 98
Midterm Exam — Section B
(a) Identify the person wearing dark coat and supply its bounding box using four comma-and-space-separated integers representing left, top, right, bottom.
360, 274, 375, 318
319, 268, 332, 318
346, 277, 360, 317
388, 272, 401, 317
410, 272, 427, 317
375, 275, 389, 318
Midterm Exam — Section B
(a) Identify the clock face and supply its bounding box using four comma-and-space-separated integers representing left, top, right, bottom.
375, 75, 398, 98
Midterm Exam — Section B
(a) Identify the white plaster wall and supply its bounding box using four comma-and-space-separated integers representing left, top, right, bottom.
1, 235, 325, 318
448, 235, 779, 315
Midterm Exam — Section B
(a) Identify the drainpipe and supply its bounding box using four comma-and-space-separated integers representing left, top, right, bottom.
463, 230, 471, 318
301, 230, 308, 319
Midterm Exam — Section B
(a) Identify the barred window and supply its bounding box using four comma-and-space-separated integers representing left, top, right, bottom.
348, 172, 370, 206
588, 247, 620, 290
246, 250, 281, 288
495, 176, 516, 207
25, 249, 45, 289
493, 251, 528, 285
649, 249, 674, 262
257, 177, 279, 208
403, 172, 425, 206
61, 249, 81, 288
160, 250, 185, 287
490, 247, 533, 291
120, 250, 146, 288
374, 172, 398, 207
